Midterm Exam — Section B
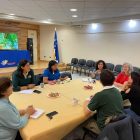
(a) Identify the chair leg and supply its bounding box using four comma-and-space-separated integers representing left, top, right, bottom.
84, 69, 86, 75
72, 67, 74, 74
77, 68, 79, 73
65, 66, 68, 72
80, 68, 82, 76
82, 131, 87, 140
69, 66, 71, 71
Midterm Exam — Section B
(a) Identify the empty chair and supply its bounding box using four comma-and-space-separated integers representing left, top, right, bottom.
89, 61, 96, 74
66, 58, 78, 71
60, 72, 72, 80
106, 63, 115, 71
82, 60, 96, 76
133, 66, 140, 74
113, 64, 122, 76
34, 74, 43, 86
72, 59, 86, 75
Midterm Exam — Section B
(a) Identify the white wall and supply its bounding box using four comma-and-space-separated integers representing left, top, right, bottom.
40, 21, 140, 67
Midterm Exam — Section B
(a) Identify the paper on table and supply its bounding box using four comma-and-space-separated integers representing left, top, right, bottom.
30, 108, 44, 119
82, 78, 89, 82
20, 89, 33, 94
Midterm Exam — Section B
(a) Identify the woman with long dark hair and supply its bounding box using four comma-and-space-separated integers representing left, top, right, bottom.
0, 77, 35, 140
12, 60, 35, 91
91, 60, 107, 80
121, 72, 140, 122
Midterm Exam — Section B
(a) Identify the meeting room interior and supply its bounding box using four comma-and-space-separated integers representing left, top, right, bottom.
0, 0, 140, 140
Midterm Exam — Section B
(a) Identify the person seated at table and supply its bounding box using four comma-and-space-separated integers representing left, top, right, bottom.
84, 70, 123, 133
0, 77, 35, 140
12, 59, 35, 92
114, 62, 133, 88
43, 60, 68, 85
91, 60, 107, 80
121, 72, 140, 123
62, 70, 123, 140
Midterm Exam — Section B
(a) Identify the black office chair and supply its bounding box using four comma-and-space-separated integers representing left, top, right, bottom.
72, 59, 86, 75
34, 74, 43, 86
113, 64, 122, 76
106, 63, 115, 71
82, 60, 96, 76
89, 61, 96, 74
133, 66, 140, 74
60, 72, 72, 80
66, 58, 78, 71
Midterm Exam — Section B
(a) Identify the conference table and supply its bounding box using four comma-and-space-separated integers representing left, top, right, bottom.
10, 79, 103, 140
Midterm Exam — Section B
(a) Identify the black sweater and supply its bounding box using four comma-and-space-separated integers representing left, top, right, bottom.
121, 85, 140, 116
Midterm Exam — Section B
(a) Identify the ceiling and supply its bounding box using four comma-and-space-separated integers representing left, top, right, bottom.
1, 0, 140, 25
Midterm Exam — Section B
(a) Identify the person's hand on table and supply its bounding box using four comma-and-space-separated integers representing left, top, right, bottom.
65, 76, 69, 79
28, 84, 35, 89
83, 100, 92, 117
20, 86, 28, 90
48, 80, 56, 85
19, 109, 26, 116
122, 81, 130, 91
125, 88, 130, 94
90, 73, 95, 78
61, 76, 69, 81
26, 105, 36, 116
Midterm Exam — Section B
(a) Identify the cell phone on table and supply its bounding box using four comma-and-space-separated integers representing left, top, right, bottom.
33, 90, 41, 94
46, 111, 58, 119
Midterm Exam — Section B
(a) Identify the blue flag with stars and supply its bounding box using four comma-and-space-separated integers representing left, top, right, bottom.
54, 30, 59, 63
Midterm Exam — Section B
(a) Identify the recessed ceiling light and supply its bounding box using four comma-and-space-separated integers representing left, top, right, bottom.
72, 15, 78, 18
9, 13, 15, 16
128, 19, 137, 28
91, 23, 98, 29
70, 9, 77, 12
41, 20, 52, 24
6, 15, 15, 19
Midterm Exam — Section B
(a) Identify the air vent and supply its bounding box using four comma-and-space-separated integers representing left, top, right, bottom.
71, 25, 83, 28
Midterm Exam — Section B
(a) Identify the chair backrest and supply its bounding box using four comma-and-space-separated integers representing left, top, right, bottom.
114, 65, 122, 73
60, 72, 72, 80
98, 115, 134, 140
78, 59, 86, 66
34, 74, 43, 86
71, 58, 78, 64
106, 63, 115, 71
133, 67, 140, 74
86, 60, 95, 67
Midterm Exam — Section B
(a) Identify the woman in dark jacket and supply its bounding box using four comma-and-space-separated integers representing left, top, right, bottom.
121, 72, 140, 122
12, 60, 35, 91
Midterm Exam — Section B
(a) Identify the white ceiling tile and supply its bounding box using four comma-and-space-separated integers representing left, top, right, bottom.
0, 0, 140, 24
